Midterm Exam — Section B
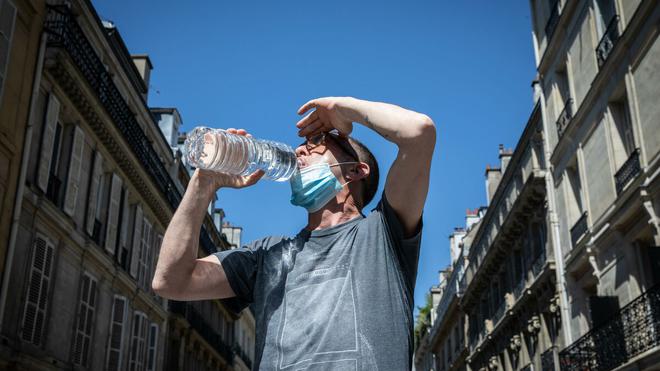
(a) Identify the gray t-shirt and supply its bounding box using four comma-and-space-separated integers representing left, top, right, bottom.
214, 194, 423, 370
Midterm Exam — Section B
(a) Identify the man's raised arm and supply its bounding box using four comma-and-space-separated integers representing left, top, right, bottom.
151, 129, 264, 301
296, 97, 436, 236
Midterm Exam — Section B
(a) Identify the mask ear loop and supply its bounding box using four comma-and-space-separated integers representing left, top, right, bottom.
329, 161, 360, 187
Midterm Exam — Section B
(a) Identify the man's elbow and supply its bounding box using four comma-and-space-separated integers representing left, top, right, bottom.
152, 277, 178, 299
406, 114, 436, 146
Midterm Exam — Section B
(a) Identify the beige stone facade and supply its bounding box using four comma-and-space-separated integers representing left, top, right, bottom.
0, 1, 255, 370
415, 1, 660, 370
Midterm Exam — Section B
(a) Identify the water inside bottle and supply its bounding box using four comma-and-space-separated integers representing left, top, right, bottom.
185, 127, 297, 181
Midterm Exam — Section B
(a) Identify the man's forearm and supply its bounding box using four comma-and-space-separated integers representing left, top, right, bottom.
344, 98, 435, 146
152, 174, 215, 292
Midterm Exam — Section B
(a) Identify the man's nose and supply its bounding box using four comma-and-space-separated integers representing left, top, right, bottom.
295, 145, 309, 158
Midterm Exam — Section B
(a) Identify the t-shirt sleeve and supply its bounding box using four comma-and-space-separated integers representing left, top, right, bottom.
213, 243, 259, 314
372, 192, 424, 291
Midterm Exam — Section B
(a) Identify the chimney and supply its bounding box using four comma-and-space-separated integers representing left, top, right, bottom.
449, 227, 466, 265
485, 164, 502, 206
465, 208, 481, 230
499, 144, 514, 174
222, 222, 243, 249
151, 108, 182, 150
131, 54, 153, 101
213, 208, 225, 232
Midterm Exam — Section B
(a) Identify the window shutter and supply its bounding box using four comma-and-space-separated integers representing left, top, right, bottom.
72, 273, 97, 366
0, 0, 17, 102
21, 233, 55, 346
146, 323, 159, 371
129, 205, 143, 279
138, 219, 152, 290
106, 295, 128, 371
86, 151, 104, 235
150, 234, 162, 295
37, 94, 60, 192
63, 126, 85, 216
119, 189, 130, 251
104, 173, 123, 255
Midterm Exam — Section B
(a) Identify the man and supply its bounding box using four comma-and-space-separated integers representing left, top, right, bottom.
153, 96, 436, 370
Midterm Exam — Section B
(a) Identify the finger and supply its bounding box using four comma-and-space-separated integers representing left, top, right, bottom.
297, 99, 318, 115
245, 170, 265, 186
298, 120, 324, 137
295, 111, 317, 129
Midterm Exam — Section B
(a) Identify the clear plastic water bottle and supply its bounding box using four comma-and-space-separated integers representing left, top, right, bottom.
184, 127, 297, 181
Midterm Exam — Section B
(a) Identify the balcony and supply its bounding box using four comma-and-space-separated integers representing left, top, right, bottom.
492, 300, 507, 325
570, 211, 588, 248
45, 7, 182, 210
541, 346, 556, 371
170, 301, 234, 364
614, 148, 641, 195
545, 0, 561, 42
555, 98, 574, 139
559, 284, 660, 371
596, 16, 620, 67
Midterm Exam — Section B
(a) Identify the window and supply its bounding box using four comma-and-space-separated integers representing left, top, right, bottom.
106, 295, 128, 371
594, 0, 616, 36
129, 204, 143, 279
72, 273, 98, 367
566, 161, 585, 224
37, 93, 60, 193
85, 151, 104, 238
608, 94, 636, 168
146, 323, 159, 371
117, 188, 131, 270
138, 218, 152, 290
0, 0, 16, 106
555, 67, 571, 108
21, 233, 55, 346
128, 311, 148, 371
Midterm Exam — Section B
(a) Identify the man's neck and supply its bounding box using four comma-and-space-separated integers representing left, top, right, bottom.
305, 199, 362, 232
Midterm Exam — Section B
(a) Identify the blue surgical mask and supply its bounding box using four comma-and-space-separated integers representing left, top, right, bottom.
289, 161, 357, 212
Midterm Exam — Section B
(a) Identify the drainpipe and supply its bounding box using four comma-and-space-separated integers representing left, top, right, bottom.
534, 78, 573, 348
0, 32, 48, 326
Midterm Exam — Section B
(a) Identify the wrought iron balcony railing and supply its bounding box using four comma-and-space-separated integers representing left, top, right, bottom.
541, 346, 556, 371
614, 148, 641, 195
44, 7, 182, 210
514, 277, 525, 299
555, 98, 574, 138
170, 301, 235, 364
570, 211, 588, 248
492, 300, 507, 325
596, 16, 620, 67
559, 284, 660, 371
44, 6, 218, 255
544, 0, 561, 41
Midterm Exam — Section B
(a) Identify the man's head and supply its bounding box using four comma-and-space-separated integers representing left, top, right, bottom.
294, 131, 379, 210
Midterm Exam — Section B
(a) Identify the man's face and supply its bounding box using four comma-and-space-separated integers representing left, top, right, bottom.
294, 132, 358, 171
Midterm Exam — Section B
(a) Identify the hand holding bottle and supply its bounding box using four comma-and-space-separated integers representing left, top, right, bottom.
191, 128, 265, 196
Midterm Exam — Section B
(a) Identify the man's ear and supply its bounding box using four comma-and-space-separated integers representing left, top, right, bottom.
347, 162, 370, 181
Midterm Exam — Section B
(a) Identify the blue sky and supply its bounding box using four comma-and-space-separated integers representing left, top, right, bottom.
92, 0, 537, 314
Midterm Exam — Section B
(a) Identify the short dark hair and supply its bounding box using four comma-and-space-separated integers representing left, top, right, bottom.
337, 135, 379, 209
